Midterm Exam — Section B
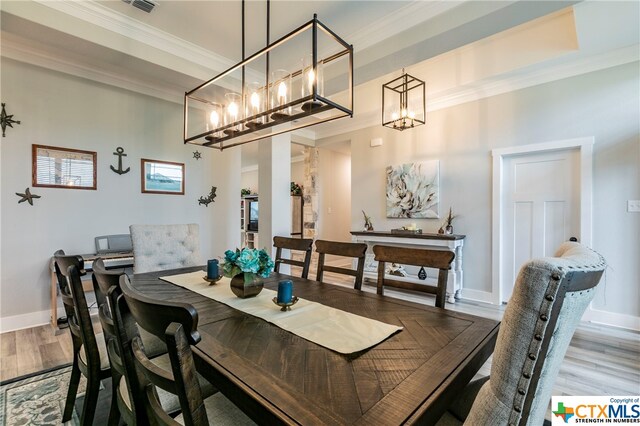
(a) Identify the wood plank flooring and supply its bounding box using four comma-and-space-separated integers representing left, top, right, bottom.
2, 255, 638, 409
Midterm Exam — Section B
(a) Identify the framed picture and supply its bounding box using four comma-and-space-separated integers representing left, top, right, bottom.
141, 158, 185, 195
386, 161, 439, 218
32, 144, 97, 190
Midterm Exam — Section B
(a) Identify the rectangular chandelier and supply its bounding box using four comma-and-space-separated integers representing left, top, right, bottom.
184, 15, 353, 150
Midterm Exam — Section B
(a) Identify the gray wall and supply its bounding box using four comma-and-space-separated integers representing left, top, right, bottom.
321, 62, 639, 319
0, 59, 240, 328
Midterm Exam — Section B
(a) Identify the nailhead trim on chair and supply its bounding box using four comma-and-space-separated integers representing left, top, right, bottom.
505, 246, 604, 426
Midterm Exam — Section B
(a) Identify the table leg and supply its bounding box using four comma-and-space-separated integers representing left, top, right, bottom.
50, 270, 57, 330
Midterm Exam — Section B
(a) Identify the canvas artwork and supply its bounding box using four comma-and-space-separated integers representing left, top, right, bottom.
386, 161, 439, 218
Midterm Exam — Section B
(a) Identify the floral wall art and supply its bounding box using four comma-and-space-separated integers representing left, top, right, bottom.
386, 161, 439, 218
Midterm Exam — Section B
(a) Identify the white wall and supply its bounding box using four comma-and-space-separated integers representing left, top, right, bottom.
241, 158, 304, 195
0, 59, 240, 331
316, 149, 352, 242
320, 62, 639, 324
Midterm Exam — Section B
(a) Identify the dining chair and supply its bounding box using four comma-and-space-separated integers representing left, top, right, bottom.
436, 242, 606, 426
54, 253, 112, 426
129, 223, 202, 273
92, 258, 169, 425
117, 274, 255, 425
314, 240, 368, 290
372, 245, 455, 308
273, 236, 313, 279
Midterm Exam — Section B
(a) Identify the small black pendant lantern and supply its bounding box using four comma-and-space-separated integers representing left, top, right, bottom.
382, 69, 425, 131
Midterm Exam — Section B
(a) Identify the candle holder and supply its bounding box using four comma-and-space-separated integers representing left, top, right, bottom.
203, 275, 223, 285
272, 296, 299, 312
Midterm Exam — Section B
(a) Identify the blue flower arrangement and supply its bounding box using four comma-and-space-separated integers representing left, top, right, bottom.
222, 248, 274, 279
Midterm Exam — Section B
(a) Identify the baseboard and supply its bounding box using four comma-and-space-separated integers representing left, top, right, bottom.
0, 309, 52, 333
582, 307, 640, 331
459, 288, 495, 304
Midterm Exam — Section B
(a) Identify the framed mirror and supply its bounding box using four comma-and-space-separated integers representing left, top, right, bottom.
141, 158, 185, 195
32, 144, 97, 190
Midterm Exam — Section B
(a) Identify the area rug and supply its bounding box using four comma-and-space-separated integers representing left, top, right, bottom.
0, 365, 84, 426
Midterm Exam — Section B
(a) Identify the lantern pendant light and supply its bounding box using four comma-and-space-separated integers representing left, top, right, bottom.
382, 69, 425, 131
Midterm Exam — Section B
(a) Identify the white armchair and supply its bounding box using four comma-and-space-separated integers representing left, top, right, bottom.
129, 224, 202, 274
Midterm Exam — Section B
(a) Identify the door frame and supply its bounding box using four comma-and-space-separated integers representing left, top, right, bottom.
491, 137, 594, 304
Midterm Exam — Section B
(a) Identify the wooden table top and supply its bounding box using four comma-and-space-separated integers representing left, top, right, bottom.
132, 266, 499, 426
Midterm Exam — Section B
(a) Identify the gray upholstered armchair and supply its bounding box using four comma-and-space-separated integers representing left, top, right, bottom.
437, 242, 606, 426
129, 224, 202, 274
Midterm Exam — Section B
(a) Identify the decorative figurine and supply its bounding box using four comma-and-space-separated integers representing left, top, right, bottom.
1, 103, 21, 137
362, 210, 374, 231
110, 147, 131, 175
440, 207, 457, 235
16, 188, 41, 205
198, 186, 217, 206
387, 263, 407, 277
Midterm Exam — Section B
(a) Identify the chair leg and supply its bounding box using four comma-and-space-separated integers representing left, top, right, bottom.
79, 374, 101, 426
107, 375, 121, 426
62, 356, 81, 422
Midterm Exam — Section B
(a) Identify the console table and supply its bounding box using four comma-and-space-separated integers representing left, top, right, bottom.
351, 231, 465, 303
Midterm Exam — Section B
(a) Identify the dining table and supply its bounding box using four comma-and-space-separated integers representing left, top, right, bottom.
131, 266, 500, 426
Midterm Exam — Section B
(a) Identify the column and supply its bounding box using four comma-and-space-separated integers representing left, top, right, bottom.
258, 134, 292, 269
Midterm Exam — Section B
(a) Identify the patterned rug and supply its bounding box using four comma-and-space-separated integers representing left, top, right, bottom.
0, 365, 84, 426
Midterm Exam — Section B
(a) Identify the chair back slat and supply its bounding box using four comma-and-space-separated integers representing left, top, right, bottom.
273, 236, 313, 279
372, 245, 455, 308
119, 275, 208, 426
315, 240, 367, 290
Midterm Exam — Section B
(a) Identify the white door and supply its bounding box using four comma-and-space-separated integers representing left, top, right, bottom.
500, 148, 580, 302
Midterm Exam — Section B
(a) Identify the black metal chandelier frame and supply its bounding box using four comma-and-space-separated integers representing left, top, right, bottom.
382, 72, 425, 131
183, 1, 353, 150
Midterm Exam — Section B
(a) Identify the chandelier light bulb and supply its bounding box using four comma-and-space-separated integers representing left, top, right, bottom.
391, 112, 399, 121
228, 101, 239, 121
210, 111, 220, 127
278, 81, 287, 104
408, 111, 415, 119
250, 92, 260, 110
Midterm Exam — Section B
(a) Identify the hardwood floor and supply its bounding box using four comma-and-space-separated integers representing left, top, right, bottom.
2, 256, 638, 406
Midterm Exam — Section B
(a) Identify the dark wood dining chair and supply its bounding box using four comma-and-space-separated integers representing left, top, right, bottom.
54, 253, 112, 426
117, 275, 255, 425
314, 240, 368, 290
372, 245, 455, 308
273, 236, 313, 279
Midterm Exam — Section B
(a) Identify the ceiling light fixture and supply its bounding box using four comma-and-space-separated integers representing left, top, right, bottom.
183, 0, 353, 150
382, 69, 425, 131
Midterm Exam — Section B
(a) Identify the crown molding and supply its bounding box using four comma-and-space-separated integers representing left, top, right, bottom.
314, 44, 640, 140
33, 0, 235, 75
345, 1, 463, 52
1, 38, 183, 105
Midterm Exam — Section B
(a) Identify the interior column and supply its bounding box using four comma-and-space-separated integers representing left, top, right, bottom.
258, 134, 292, 269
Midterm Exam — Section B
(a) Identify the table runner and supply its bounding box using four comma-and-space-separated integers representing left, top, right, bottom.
160, 271, 402, 354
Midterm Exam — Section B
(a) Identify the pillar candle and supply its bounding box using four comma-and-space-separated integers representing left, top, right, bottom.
277, 280, 293, 304
207, 259, 219, 279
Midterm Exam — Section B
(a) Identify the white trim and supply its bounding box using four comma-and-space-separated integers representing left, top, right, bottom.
460, 288, 495, 304
315, 45, 639, 140
0, 310, 51, 333
491, 137, 594, 305
582, 308, 640, 331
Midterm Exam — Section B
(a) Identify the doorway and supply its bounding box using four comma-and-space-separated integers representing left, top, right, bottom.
491, 138, 594, 304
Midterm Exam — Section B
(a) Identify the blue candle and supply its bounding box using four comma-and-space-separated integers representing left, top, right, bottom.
207, 259, 219, 279
277, 280, 293, 304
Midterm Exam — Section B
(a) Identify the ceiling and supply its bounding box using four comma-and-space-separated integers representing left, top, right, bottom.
1, 0, 638, 167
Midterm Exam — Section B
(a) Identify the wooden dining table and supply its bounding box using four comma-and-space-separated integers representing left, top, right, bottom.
131, 266, 500, 426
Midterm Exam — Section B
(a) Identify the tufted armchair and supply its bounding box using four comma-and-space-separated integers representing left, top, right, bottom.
437, 242, 606, 426
130, 224, 202, 274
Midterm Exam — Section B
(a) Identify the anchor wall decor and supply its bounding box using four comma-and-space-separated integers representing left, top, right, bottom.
110, 147, 130, 175
1, 103, 21, 137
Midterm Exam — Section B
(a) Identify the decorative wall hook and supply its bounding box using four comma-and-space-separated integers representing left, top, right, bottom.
1, 103, 21, 137
110, 147, 131, 175
16, 188, 41, 205
198, 186, 217, 206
